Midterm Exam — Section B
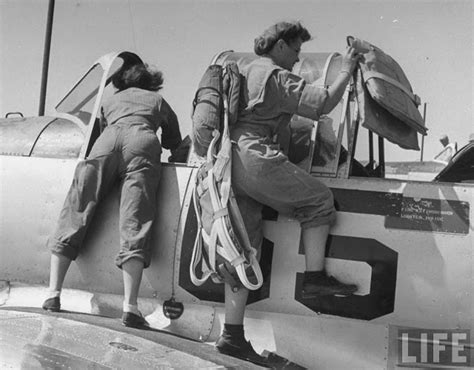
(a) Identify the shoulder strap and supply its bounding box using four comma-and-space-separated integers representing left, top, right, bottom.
222, 62, 240, 125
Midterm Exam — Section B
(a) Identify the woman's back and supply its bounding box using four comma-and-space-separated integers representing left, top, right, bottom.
102, 87, 163, 131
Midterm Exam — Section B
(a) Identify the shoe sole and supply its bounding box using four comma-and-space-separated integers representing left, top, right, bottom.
42, 307, 60, 312
122, 323, 139, 328
122, 322, 148, 328
122, 321, 150, 329
216, 347, 269, 367
302, 289, 357, 299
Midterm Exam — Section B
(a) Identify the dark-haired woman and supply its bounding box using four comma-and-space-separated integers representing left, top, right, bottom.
216, 21, 361, 363
42, 63, 182, 328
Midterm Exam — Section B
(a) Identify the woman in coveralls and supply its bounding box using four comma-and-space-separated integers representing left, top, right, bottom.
216, 21, 361, 363
42, 63, 182, 328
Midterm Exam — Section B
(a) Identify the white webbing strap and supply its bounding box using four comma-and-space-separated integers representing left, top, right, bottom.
190, 90, 264, 291
213, 207, 228, 220
190, 185, 213, 286
230, 255, 246, 267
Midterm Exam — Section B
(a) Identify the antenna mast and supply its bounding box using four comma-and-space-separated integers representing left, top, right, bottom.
39, 0, 55, 116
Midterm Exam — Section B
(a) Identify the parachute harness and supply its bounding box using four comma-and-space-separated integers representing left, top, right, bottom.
190, 66, 263, 292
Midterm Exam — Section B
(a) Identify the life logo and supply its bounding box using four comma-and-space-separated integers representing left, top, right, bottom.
398, 329, 472, 367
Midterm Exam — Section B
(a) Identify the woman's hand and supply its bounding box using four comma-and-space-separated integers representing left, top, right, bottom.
341, 46, 361, 74
321, 47, 361, 114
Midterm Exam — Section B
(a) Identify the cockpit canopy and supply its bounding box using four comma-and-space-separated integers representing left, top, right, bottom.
0, 52, 143, 158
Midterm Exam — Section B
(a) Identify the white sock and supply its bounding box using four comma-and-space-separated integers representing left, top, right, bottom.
48, 290, 61, 299
123, 303, 141, 316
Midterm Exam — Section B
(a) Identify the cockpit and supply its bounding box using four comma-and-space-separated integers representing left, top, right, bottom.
214, 51, 415, 180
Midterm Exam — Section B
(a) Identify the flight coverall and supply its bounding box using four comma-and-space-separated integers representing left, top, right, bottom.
49, 87, 182, 268
231, 57, 336, 253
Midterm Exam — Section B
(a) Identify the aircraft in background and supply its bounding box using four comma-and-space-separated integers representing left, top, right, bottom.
0, 50, 472, 369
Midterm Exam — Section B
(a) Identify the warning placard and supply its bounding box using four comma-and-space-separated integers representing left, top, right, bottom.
385, 197, 469, 234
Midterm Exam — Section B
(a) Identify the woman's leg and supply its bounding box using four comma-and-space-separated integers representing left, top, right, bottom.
233, 140, 356, 297
42, 253, 72, 311
118, 160, 156, 327
215, 196, 265, 361
46, 254, 72, 297
301, 224, 357, 297
49, 131, 119, 262
216, 284, 265, 363
122, 258, 145, 314
44, 152, 117, 311
220, 195, 261, 327
224, 284, 248, 325
301, 224, 329, 271
118, 132, 161, 326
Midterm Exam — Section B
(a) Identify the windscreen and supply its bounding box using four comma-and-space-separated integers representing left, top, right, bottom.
55, 64, 104, 126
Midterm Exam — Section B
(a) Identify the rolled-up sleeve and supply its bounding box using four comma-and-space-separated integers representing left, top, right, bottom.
297, 83, 328, 120
272, 71, 328, 120
159, 98, 182, 151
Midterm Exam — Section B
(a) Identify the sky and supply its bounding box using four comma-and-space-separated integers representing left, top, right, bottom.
0, 0, 472, 162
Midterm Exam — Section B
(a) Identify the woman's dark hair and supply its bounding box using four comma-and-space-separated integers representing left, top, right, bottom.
112, 63, 164, 91
254, 21, 311, 56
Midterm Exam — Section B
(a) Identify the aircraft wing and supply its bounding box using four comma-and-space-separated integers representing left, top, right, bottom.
0, 307, 263, 369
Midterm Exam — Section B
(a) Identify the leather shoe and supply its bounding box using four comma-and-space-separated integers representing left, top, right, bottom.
42, 297, 60, 312
216, 335, 268, 366
302, 272, 357, 298
122, 311, 149, 328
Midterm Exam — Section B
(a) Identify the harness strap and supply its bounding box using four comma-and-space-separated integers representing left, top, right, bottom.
196, 181, 207, 197
208, 221, 218, 275
190, 81, 264, 291
364, 70, 421, 106
213, 138, 231, 181
230, 255, 246, 267
190, 186, 214, 286
204, 160, 213, 172
192, 86, 222, 110
213, 207, 228, 220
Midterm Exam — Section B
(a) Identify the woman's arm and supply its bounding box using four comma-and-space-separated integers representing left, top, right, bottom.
321, 46, 360, 114
160, 98, 183, 151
